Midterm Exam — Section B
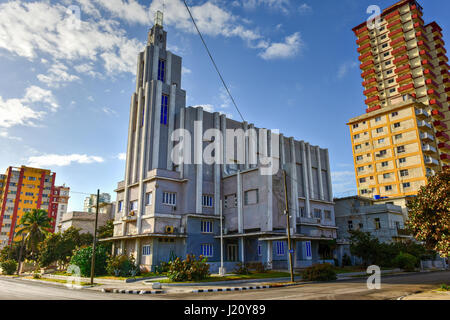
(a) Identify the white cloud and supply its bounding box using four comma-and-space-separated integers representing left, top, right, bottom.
89, 0, 151, 25
117, 153, 126, 160
0, 131, 22, 141
0, 86, 59, 128
240, 0, 291, 14
331, 171, 357, 197
298, 3, 313, 15
182, 67, 192, 75
37, 62, 80, 88
28, 154, 105, 167
259, 32, 303, 60
0, 1, 144, 75
102, 107, 118, 116
74, 62, 102, 78
337, 61, 359, 79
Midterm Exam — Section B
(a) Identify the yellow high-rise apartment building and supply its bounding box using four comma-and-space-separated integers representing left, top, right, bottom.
0, 166, 63, 248
348, 0, 449, 204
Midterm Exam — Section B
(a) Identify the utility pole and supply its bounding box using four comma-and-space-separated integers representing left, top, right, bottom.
283, 169, 295, 283
90, 189, 100, 285
219, 200, 225, 276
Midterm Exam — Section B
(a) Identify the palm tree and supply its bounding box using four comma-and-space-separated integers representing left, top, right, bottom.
16, 209, 53, 273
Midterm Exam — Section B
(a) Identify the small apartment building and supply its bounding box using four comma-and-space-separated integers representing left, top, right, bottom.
104, 14, 337, 272
59, 211, 110, 235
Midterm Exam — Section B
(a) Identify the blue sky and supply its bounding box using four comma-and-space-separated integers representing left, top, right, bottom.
0, 0, 449, 211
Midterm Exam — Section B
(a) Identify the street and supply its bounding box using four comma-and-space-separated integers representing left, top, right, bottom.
0, 271, 448, 300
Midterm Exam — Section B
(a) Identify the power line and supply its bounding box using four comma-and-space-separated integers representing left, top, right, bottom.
182, 0, 245, 122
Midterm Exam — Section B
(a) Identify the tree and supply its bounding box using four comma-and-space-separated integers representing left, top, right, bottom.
406, 169, 450, 257
16, 209, 53, 264
349, 230, 381, 266
98, 220, 114, 239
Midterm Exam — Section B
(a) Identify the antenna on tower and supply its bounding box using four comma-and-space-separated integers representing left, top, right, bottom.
155, 10, 163, 27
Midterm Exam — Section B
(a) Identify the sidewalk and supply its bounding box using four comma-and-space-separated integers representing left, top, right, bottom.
401, 290, 450, 300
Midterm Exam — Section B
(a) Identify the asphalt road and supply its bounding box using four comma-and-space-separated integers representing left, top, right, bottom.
0, 271, 448, 300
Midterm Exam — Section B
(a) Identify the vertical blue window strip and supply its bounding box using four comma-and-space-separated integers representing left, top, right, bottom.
160, 95, 168, 125
158, 59, 165, 82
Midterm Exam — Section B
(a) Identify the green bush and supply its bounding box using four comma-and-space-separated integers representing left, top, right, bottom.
393, 252, 417, 272
106, 254, 140, 277
0, 260, 17, 275
248, 262, 268, 273
301, 263, 337, 282
167, 254, 210, 282
234, 262, 250, 275
342, 254, 352, 267
155, 261, 170, 274
69, 245, 108, 277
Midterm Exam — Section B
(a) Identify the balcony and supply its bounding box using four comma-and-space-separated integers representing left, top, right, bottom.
359, 51, 374, 63
437, 53, 449, 63
361, 68, 376, 79
439, 61, 449, 70
396, 73, 413, 85
385, 10, 400, 22
417, 120, 433, 130
415, 109, 429, 119
366, 105, 381, 113
435, 44, 447, 55
393, 54, 408, 66
357, 35, 370, 46
416, 31, 428, 42
422, 144, 437, 154
431, 109, 445, 120
422, 59, 435, 69
296, 216, 321, 225
419, 49, 432, 60
360, 60, 375, 71
440, 154, 450, 164
424, 156, 439, 166
389, 28, 403, 40
362, 77, 377, 88
395, 64, 410, 75
425, 78, 439, 90
365, 95, 380, 107
427, 89, 441, 100
423, 69, 436, 79
420, 132, 435, 142
356, 25, 369, 37
398, 83, 415, 94
436, 131, 450, 142
445, 78, 450, 88
387, 19, 402, 31
417, 40, 430, 51
434, 120, 447, 131
390, 36, 406, 49
410, 4, 422, 17
434, 36, 445, 47
438, 143, 450, 152
411, 13, 424, 25
364, 86, 379, 97
357, 43, 371, 54
429, 99, 443, 109
442, 70, 449, 80
392, 45, 407, 57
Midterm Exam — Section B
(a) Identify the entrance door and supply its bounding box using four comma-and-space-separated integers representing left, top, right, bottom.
227, 244, 238, 261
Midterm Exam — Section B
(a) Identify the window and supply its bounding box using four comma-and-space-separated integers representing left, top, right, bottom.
375, 116, 381, 122
157, 59, 165, 82
118, 200, 123, 212
361, 189, 368, 194
257, 244, 262, 256
356, 155, 363, 161
395, 133, 402, 139
399, 157, 406, 164
355, 144, 362, 150
202, 195, 213, 207
275, 241, 285, 256
383, 173, 391, 179
360, 178, 366, 183
386, 69, 393, 74
374, 218, 381, 230
28, 177, 36, 181
201, 244, 213, 257
400, 169, 409, 177
384, 52, 389, 57
382, 43, 388, 48
324, 210, 331, 220
378, 138, 385, 144
376, 127, 384, 133
224, 194, 236, 208
381, 35, 386, 39
313, 209, 321, 219
348, 220, 353, 230
394, 122, 401, 128
389, 88, 396, 93
385, 185, 392, 191
358, 223, 364, 229
353, 134, 360, 139
388, 79, 394, 84
358, 166, 364, 172
403, 182, 411, 188
129, 200, 138, 211
299, 206, 305, 217
160, 95, 168, 125
392, 111, 398, 117
244, 189, 258, 205
397, 146, 405, 154
385, 61, 391, 66
379, 150, 387, 156
162, 192, 176, 206
381, 161, 389, 167
353, 124, 359, 129
145, 192, 153, 206
201, 220, 213, 233
142, 245, 151, 256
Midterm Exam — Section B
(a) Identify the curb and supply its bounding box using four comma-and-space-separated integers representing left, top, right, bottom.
192, 285, 270, 293
102, 288, 163, 295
